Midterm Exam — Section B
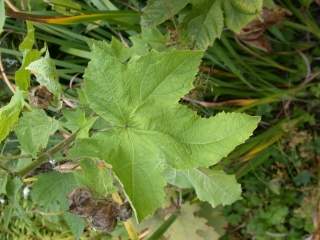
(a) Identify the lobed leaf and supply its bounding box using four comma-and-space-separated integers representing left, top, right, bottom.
70, 41, 260, 221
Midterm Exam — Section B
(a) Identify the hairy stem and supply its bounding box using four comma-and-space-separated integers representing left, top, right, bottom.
16, 132, 77, 177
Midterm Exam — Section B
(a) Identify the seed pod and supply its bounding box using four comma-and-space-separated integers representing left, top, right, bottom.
68, 188, 95, 217
90, 200, 119, 232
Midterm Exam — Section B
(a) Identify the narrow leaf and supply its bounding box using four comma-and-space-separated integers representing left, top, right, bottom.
15, 22, 41, 90
0, 90, 24, 143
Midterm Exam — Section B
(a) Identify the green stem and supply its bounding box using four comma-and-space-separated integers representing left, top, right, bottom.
147, 212, 179, 240
16, 132, 77, 177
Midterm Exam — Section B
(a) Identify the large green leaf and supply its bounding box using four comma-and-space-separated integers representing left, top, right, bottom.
0, 90, 24, 143
70, 41, 260, 221
15, 109, 59, 157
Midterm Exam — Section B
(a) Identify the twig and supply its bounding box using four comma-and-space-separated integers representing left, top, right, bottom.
0, 55, 16, 93
112, 192, 139, 240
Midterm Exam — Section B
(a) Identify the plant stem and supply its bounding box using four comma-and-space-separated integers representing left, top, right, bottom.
112, 192, 139, 240
16, 132, 77, 177
147, 212, 178, 240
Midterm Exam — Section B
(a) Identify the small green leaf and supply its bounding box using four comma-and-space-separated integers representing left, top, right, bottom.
224, 0, 263, 33
165, 203, 220, 240
0, 0, 5, 33
0, 90, 24, 143
74, 159, 115, 197
167, 168, 242, 207
184, 169, 242, 207
141, 0, 190, 27
140, 0, 263, 49
26, 51, 62, 97
15, 22, 41, 90
15, 50, 42, 91
32, 172, 78, 209
182, 0, 224, 49
15, 109, 59, 157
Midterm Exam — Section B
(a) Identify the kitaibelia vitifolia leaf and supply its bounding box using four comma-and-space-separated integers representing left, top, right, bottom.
69, 41, 260, 221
